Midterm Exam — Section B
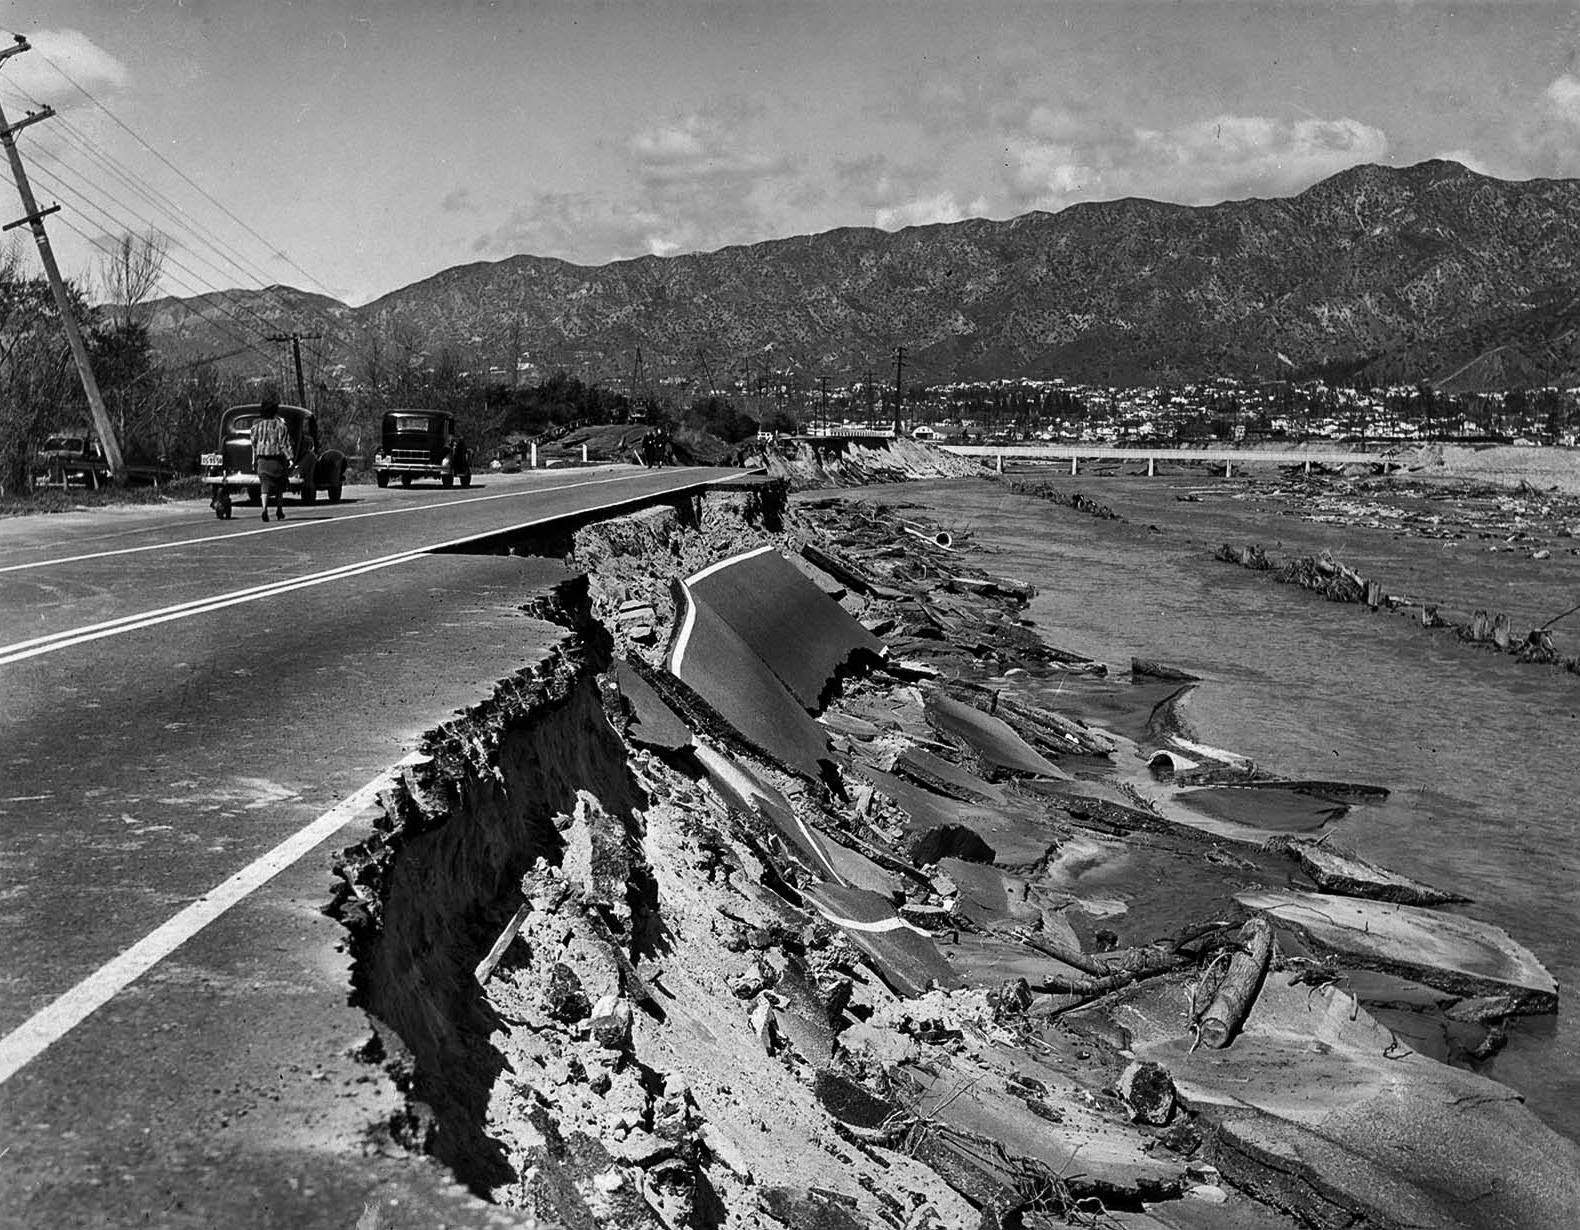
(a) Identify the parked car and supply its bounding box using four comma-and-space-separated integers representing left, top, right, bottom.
372, 409, 471, 488
201, 403, 348, 519
29, 431, 176, 490
30, 431, 109, 490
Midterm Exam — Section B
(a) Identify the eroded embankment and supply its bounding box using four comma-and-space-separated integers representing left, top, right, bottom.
326, 471, 1577, 1230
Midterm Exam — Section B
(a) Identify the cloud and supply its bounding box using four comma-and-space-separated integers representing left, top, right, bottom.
472, 192, 671, 265
1000, 112, 1389, 212
475, 103, 806, 262
1544, 74, 1580, 127
1505, 73, 1580, 176
441, 187, 478, 213
874, 193, 970, 231
3, 29, 128, 104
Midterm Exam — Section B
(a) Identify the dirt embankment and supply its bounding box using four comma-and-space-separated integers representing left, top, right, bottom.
742, 437, 984, 488
325, 471, 1576, 1230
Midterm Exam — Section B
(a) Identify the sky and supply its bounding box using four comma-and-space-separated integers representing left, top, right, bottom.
2, 1, 1578, 307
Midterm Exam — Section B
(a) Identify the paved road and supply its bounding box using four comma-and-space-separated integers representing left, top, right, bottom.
0, 465, 743, 1229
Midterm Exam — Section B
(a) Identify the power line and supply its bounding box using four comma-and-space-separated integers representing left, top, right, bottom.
27, 167, 281, 364
31, 47, 338, 300
43, 209, 278, 366
6, 86, 298, 303
27, 160, 290, 346
0, 80, 295, 301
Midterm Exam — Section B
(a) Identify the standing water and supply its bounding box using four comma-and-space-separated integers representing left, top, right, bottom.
859, 472, 1580, 1143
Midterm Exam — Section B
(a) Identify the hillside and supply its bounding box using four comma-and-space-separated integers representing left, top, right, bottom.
144, 160, 1580, 390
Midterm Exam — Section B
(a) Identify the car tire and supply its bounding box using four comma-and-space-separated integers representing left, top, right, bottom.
442, 475, 454, 488
400, 474, 412, 487
328, 484, 343, 503
301, 487, 317, 505
375, 471, 389, 488
460, 473, 471, 488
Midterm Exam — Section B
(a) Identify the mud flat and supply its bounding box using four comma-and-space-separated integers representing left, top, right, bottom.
326, 464, 1574, 1228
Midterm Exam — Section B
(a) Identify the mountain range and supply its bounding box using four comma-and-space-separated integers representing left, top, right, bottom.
143, 159, 1580, 394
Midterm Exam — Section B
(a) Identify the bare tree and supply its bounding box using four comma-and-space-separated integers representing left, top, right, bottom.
99, 230, 168, 331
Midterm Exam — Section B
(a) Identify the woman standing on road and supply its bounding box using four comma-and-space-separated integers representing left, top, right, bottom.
250, 392, 294, 522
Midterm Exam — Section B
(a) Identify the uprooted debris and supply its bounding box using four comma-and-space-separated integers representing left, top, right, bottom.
1214, 540, 1580, 676
328, 479, 1575, 1230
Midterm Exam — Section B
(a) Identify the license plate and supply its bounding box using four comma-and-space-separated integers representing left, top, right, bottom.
201, 452, 223, 467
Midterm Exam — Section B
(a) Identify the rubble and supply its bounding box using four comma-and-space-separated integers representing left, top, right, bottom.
326, 476, 1574, 1230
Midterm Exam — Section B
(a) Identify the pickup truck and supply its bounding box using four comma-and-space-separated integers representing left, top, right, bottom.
202, 404, 349, 518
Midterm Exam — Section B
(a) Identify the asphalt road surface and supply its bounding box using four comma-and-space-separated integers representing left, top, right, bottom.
0, 464, 744, 1229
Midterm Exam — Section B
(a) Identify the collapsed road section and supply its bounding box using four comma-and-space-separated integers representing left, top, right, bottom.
328, 477, 1578, 1229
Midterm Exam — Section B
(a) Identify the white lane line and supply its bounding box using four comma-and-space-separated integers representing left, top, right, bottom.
806, 900, 931, 937
0, 763, 409, 1087
669, 543, 777, 676
0, 550, 428, 666
0, 470, 656, 575
1, 471, 747, 666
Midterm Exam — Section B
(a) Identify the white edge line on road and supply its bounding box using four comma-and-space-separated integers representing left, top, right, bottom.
0, 469, 759, 1081
0, 470, 658, 576
668, 543, 777, 676
0, 762, 409, 1087
1, 471, 748, 665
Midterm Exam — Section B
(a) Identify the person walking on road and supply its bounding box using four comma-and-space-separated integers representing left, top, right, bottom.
250, 392, 294, 522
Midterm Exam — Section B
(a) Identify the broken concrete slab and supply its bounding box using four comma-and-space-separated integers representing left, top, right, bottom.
801, 882, 961, 998
669, 589, 835, 781
1237, 888, 1558, 1014
1098, 976, 1580, 1229
608, 658, 693, 751
681, 545, 884, 710
923, 690, 1071, 779
1283, 842, 1470, 907
891, 746, 1008, 804
897, 1044, 1190, 1204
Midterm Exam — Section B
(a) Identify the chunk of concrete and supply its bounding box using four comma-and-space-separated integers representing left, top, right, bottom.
1099, 976, 1580, 1229
1237, 888, 1557, 1013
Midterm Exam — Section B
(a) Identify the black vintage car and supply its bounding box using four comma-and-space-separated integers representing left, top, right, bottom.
201, 404, 348, 518
372, 409, 471, 488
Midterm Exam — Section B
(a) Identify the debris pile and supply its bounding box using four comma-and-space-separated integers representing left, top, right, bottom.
1215, 541, 1580, 674
331, 482, 1577, 1229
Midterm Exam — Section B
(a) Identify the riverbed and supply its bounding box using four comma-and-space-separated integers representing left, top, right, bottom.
846, 469, 1580, 1143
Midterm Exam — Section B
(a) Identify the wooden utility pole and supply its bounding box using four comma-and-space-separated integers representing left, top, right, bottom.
892, 346, 905, 436
819, 375, 830, 436
0, 37, 125, 480
267, 331, 323, 408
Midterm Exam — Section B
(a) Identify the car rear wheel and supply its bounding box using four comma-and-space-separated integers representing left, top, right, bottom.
400, 474, 412, 487
375, 471, 389, 488
442, 474, 454, 488
327, 484, 343, 503
460, 474, 471, 488
301, 487, 317, 505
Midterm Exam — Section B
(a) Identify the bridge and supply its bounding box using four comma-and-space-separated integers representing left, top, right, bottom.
937, 442, 1401, 476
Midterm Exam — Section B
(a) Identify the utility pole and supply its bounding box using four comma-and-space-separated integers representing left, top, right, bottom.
0, 37, 126, 481
268, 331, 322, 408
819, 375, 830, 437
892, 346, 905, 437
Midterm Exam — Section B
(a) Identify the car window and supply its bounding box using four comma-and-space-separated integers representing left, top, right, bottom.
391, 413, 433, 433
227, 413, 261, 433
43, 436, 83, 452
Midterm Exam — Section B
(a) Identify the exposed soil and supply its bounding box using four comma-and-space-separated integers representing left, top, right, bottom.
324, 464, 1572, 1229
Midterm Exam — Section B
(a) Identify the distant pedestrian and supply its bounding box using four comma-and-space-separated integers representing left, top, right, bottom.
250, 393, 294, 522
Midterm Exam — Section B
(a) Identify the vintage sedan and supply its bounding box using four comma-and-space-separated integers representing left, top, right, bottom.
202, 404, 348, 518
372, 409, 472, 488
